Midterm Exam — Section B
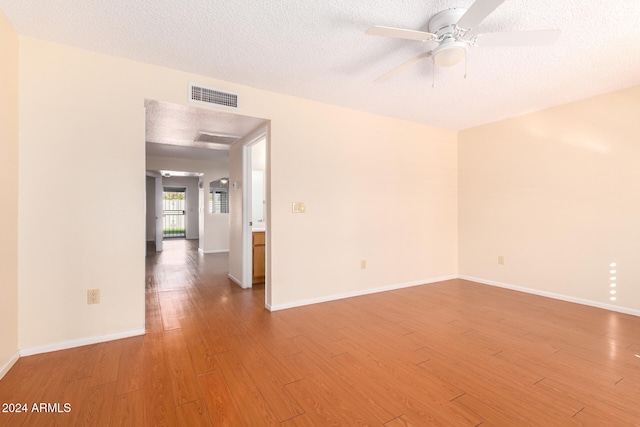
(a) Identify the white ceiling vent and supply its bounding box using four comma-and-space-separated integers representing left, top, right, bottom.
189, 83, 239, 109
195, 131, 240, 146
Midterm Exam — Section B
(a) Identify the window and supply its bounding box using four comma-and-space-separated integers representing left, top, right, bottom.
209, 178, 229, 214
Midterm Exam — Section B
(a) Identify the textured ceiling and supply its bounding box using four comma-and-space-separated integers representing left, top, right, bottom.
1, 0, 639, 130
145, 100, 267, 163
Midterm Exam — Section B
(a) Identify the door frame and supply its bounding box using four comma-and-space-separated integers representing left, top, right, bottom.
145, 170, 164, 252
241, 129, 269, 296
162, 186, 188, 238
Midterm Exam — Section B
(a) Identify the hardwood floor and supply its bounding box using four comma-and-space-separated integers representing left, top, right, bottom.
1, 239, 639, 426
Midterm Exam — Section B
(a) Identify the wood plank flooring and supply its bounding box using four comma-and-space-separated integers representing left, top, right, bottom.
1, 239, 639, 426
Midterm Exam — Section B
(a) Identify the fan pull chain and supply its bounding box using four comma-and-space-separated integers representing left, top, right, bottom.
464, 54, 468, 79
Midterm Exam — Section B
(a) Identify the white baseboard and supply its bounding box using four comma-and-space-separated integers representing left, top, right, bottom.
227, 273, 251, 289
227, 273, 242, 286
0, 350, 20, 380
268, 275, 457, 312
198, 248, 230, 254
459, 275, 640, 317
19, 328, 146, 357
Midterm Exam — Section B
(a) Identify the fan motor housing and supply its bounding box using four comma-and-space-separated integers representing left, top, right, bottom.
428, 8, 467, 37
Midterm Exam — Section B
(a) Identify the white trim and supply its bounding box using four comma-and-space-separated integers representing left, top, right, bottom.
198, 248, 229, 254
268, 275, 457, 311
242, 141, 252, 289
0, 351, 20, 380
19, 328, 145, 357
241, 134, 264, 289
227, 273, 243, 287
459, 275, 640, 317
265, 302, 273, 311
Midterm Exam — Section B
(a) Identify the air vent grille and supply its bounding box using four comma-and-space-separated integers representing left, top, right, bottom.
189, 83, 239, 109
195, 132, 240, 145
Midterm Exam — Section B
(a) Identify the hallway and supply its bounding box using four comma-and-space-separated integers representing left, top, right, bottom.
145, 238, 265, 338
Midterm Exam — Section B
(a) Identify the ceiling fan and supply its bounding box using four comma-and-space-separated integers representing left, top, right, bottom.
366, 0, 560, 82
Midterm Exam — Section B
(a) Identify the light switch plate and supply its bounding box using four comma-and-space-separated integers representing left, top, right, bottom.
292, 202, 306, 213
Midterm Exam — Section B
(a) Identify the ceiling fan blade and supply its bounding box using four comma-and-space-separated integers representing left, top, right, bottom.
365, 26, 436, 42
475, 29, 561, 46
456, 0, 507, 30
375, 52, 431, 83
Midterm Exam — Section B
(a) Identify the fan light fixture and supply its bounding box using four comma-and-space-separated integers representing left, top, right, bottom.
365, 0, 561, 82
432, 40, 467, 67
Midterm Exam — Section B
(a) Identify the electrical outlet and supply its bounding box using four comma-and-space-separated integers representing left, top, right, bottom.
361, 259, 367, 269
87, 289, 100, 304
292, 202, 306, 213
498, 256, 505, 265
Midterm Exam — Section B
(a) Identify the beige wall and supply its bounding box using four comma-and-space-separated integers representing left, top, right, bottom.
9, 26, 639, 358
17, 36, 458, 349
18, 38, 150, 350
267, 99, 458, 307
459, 86, 640, 313
0, 11, 19, 376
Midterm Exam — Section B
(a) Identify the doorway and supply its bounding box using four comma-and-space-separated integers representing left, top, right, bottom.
231, 131, 269, 292
163, 187, 187, 238
144, 99, 271, 306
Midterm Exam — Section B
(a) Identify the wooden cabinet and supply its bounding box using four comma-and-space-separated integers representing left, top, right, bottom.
252, 231, 265, 284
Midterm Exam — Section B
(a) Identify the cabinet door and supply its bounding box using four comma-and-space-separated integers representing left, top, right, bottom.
252, 232, 265, 284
